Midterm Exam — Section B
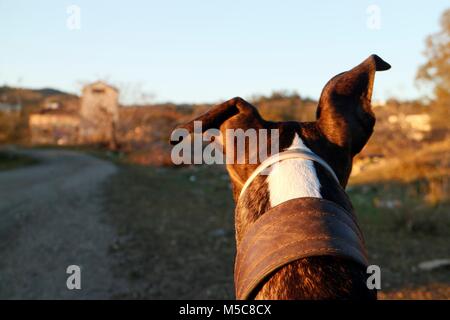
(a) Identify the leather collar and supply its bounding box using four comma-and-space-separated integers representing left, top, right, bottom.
234, 197, 368, 300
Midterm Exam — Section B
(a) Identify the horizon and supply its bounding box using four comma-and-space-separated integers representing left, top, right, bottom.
1, 1, 449, 104
0, 82, 423, 106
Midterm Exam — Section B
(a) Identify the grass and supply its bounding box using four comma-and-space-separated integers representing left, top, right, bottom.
103, 164, 236, 299
347, 183, 450, 298
352, 139, 450, 186
0, 151, 38, 171
346, 139, 450, 298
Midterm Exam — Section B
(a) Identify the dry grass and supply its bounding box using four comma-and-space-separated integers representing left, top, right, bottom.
379, 283, 450, 300
352, 139, 450, 187
103, 164, 236, 299
347, 138, 450, 299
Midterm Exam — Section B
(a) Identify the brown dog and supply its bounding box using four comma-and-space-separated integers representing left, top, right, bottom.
171, 55, 390, 299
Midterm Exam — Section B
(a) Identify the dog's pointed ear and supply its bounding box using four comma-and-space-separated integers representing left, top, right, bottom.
316, 54, 390, 155
170, 97, 262, 145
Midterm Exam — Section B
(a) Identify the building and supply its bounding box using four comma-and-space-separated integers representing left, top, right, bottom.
29, 81, 119, 146
79, 81, 119, 145
29, 110, 80, 145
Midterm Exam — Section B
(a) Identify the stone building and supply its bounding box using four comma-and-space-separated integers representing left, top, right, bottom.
29, 111, 79, 145
29, 81, 119, 146
79, 81, 119, 145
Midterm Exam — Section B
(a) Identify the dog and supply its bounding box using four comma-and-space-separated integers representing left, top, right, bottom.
171, 54, 391, 299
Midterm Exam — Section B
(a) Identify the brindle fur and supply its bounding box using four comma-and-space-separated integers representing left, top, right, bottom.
171, 55, 390, 299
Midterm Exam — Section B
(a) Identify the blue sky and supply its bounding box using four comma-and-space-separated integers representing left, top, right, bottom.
0, 1, 448, 104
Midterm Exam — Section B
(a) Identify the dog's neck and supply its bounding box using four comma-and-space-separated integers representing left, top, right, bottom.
233, 128, 354, 246
267, 134, 322, 207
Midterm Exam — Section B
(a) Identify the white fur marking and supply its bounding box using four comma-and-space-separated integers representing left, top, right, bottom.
267, 134, 322, 207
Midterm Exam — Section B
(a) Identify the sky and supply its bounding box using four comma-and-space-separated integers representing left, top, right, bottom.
0, 0, 448, 104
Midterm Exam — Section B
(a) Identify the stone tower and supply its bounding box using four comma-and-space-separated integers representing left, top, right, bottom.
80, 81, 119, 145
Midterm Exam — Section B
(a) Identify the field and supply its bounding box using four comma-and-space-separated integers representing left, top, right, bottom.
102, 139, 450, 299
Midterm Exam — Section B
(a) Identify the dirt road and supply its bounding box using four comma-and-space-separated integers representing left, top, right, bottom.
0, 148, 125, 299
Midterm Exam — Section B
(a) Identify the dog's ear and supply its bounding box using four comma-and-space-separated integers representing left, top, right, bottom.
316, 54, 390, 156
170, 97, 263, 145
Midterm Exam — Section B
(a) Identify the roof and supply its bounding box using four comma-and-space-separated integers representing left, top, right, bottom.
82, 81, 119, 93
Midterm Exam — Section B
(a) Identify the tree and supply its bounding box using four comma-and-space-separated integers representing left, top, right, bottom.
416, 8, 450, 107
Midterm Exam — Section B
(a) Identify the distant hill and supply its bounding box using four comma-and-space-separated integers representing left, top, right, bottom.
0, 86, 76, 104
34, 88, 73, 97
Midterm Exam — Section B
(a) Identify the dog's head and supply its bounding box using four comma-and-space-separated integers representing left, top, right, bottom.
171, 55, 390, 201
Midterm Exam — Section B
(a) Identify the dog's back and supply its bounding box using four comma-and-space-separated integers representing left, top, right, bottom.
254, 256, 375, 299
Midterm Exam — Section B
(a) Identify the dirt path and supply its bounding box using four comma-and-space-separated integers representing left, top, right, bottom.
0, 148, 125, 299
